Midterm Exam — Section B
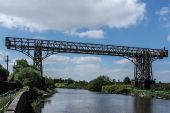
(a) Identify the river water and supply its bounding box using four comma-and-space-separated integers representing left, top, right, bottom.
40, 88, 170, 113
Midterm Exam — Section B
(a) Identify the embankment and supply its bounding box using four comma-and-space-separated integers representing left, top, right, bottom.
5, 89, 32, 113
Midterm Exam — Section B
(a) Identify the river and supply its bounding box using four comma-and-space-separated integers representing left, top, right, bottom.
40, 88, 170, 113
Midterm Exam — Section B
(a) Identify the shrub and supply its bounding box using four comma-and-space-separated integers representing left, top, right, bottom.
13, 67, 42, 88
88, 75, 112, 92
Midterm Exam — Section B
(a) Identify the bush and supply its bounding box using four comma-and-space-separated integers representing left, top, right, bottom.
0, 64, 9, 81
123, 76, 131, 84
13, 67, 42, 88
102, 85, 132, 94
88, 75, 112, 92
44, 77, 55, 89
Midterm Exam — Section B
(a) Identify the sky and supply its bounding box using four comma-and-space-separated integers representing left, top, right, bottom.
0, 0, 170, 82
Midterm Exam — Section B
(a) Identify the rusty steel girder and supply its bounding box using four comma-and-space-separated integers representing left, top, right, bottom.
5, 37, 168, 88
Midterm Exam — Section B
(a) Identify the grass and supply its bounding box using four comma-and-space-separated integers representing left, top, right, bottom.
0, 90, 18, 113
0, 87, 28, 113
55, 82, 88, 89
102, 84, 170, 99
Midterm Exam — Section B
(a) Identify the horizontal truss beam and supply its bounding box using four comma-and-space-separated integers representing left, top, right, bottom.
6, 37, 168, 59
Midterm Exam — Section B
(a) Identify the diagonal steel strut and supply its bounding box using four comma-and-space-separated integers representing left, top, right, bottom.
5, 37, 168, 88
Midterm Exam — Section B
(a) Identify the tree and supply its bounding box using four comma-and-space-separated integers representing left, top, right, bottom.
13, 67, 42, 88
123, 76, 131, 84
112, 79, 116, 84
66, 78, 74, 84
13, 59, 29, 73
45, 77, 55, 89
88, 75, 112, 92
0, 64, 9, 81
12, 59, 42, 88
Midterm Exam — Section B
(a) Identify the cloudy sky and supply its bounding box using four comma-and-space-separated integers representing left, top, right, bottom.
0, 0, 170, 82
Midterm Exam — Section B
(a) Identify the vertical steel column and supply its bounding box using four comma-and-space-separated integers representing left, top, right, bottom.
33, 40, 43, 77
134, 51, 153, 88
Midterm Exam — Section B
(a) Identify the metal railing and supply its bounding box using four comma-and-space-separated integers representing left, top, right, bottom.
0, 89, 19, 113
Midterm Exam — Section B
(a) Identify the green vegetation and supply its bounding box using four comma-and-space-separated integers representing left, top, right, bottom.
0, 88, 27, 113
123, 76, 131, 84
88, 75, 112, 92
55, 78, 88, 89
87, 76, 170, 99
102, 85, 132, 94
8, 59, 170, 101
0, 90, 17, 113
9, 59, 56, 113
102, 84, 170, 99
45, 77, 55, 89
0, 64, 9, 81
11, 59, 56, 91
13, 67, 42, 88
12, 59, 41, 88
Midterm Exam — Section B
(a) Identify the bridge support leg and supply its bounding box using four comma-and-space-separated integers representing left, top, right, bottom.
133, 56, 154, 89
33, 46, 43, 77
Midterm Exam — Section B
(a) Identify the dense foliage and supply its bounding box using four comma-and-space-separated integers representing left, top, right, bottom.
123, 76, 131, 84
102, 85, 132, 94
45, 77, 55, 89
88, 75, 112, 92
0, 64, 9, 81
13, 67, 42, 88
55, 78, 88, 89
12, 59, 42, 88
11, 59, 57, 91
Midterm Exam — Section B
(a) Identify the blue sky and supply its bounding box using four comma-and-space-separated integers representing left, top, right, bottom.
0, 0, 170, 82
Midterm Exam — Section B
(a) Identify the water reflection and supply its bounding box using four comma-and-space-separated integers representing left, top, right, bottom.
133, 96, 152, 113
39, 89, 170, 113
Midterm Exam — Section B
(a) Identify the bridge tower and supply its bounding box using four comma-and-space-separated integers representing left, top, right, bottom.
5, 37, 168, 88
33, 40, 43, 76
133, 51, 154, 88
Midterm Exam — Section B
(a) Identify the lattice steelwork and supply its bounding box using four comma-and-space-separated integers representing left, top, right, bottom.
5, 37, 168, 88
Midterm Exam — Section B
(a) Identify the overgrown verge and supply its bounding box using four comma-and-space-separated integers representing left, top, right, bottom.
55, 82, 88, 89
30, 88, 57, 113
8, 59, 57, 113
102, 85, 170, 99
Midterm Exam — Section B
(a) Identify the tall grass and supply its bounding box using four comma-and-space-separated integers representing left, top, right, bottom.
0, 89, 18, 113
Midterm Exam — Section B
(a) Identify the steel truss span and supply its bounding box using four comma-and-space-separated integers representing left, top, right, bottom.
5, 37, 168, 88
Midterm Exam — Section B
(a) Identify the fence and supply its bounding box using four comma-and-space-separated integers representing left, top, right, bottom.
0, 82, 18, 94
0, 89, 19, 113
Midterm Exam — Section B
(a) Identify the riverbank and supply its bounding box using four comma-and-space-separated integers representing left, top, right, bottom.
39, 88, 170, 113
30, 88, 57, 113
55, 82, 88, 89
102, 85, 170, 99
55, 82, 170, 99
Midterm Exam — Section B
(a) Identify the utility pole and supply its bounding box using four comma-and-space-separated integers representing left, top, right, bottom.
5, 55, 9, 74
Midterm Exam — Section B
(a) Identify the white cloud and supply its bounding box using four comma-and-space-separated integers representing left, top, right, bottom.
114, 58, 131, 65
0, 13, 43, 31
167, 35, 170, 41
71, 56, 101, 65
68, 30, 104, 39
156, 7, 170, 16
33, 37, 46, 40
155, 70, 170, 82
164, 61, 170, 64
44, 65, 132, 81
44, 55, 101, 65
0, 0, 146, 32
43, 55, 133, 81
45, 55, 70, 64
0, 50, 10, 58
156, 6, 170, 27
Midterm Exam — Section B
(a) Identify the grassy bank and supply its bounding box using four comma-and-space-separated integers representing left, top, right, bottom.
31, 88, 57, 113
102, 84, 170, 99
55, 82, 88, 89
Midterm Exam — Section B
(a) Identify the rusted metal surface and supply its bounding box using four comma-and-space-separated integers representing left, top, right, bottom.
5, 37, 168, 88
